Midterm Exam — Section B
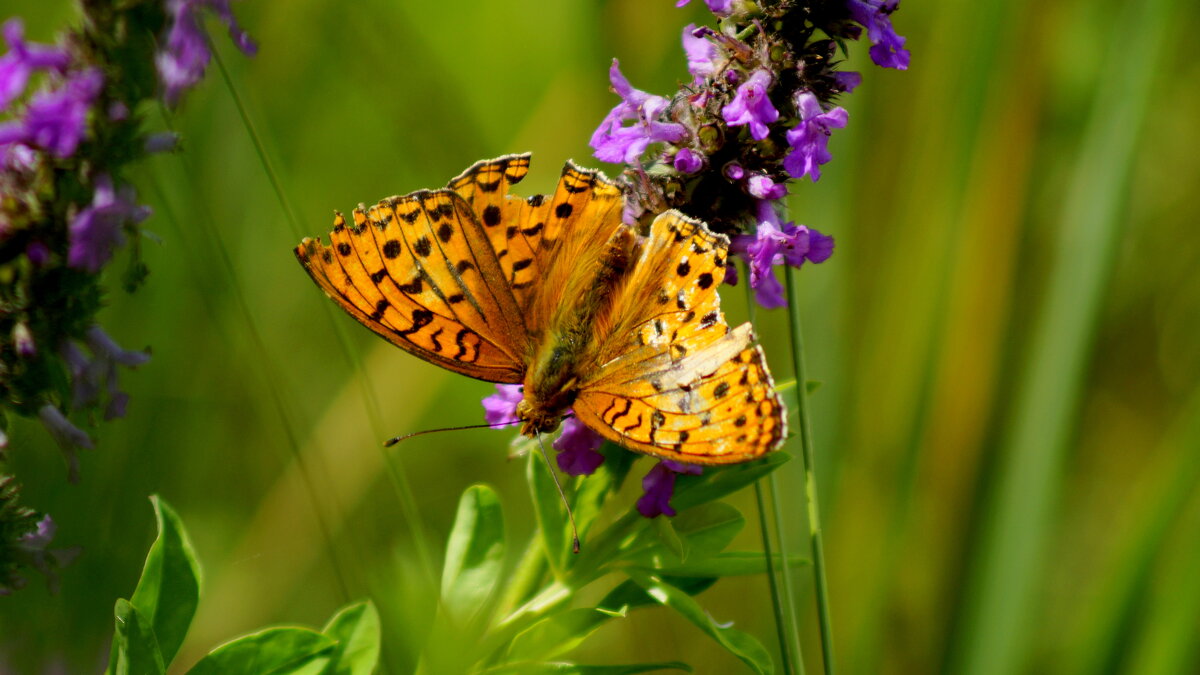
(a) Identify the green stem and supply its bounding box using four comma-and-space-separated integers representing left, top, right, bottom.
209, 42, 437, 585
746, 270, 801, 675
785, 266, 836, 675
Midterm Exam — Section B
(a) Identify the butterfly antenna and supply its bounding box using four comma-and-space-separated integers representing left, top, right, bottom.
383, 422, 513, 447
536, 431, 581, 554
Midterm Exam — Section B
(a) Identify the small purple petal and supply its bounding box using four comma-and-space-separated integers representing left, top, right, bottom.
637, 459, 704, 518
38, 404, 93, 483
8, 68, 103, 158
553, 417, 605, 476
157, 0, 257, 106
682, 24, 717, 84
590, 59, 685, 166
25, 241, 49, 266
783, 91, 848, 182
85, 326, 150, 368
833, 71, 862, 93
12, 323, 35, 357
144, 131, 179, 154
675, 0, 734, 15
673, 147, 704, 174
482, 384, 523, 428
721, 69, 779, 141
747, 174, 788, 200
0, 19, 70, 111
68, 175, 151, 272
723, 162, 745, 181
847, 0, 910, 70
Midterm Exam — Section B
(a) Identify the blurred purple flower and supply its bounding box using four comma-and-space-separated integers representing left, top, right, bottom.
143, 131, 179, 154
674, 147, 704, 174
157, 0, 258, 106
62, 327, 149, 429
553, 418, 605, 476
591, 60, 687, 165
783, 91, 848, 182
847, 0, 910, 69
482, 384, 522, 428
38, 404, 93, 483
732, 200, 834, 308
0, 68, 103, 158
12, 323, 35, 358
2, 515, 80, 595
0, 19, 70, 111
68, 175, 151, 272
722, 69, 779, 141
833, 71, 863, 93
675, 0, 734, 16
637, 459, 703, 518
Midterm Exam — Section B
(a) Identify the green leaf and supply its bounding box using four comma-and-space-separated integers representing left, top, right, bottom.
653, 517, 687, 562
442, 484, 506, 624
481, 661, 692, 674
671, 454, 790, 512
320, 601, 381, 675
128, 496, 202, 666
109, 599, 166, 675
185, 627, 335, 675
618, 503, 745, 569
626, 571, 773, 675
596, 577, 718, 615
505, 607, 612, 662
633, 551, 808, 578
570, 443, 635, 556
529, 450, 569, 575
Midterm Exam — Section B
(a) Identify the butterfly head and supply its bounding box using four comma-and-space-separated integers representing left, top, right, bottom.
515, 397, 564, 437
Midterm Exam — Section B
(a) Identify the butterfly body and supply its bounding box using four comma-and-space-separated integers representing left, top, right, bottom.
295, 155, 786, 465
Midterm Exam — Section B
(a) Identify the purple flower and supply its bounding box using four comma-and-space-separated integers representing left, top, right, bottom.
783, 91, 848, 182
637, 459, 703, 518
0, 19, 70, 111
682, 24, 718, 85
723, 162, 745, 181
847, 0, 910, 70
143, 131, 179, 154
61, 327, 149, 428
482, 384, 523, 427
747, 173, 787, 200
68, 175, 151, 272
675, 0, 734, 16
157, 0, 258, 106
12, 323, 35, 358
38, 404, 93, 483
0, 68, 103, 158
673, 147, 704, 174
553, 418, 605, 476
731, 200, 835, 308
721, 69, 779, 141
833, 71, 863, 93
2, 515, 81, 595
591, 60, 687, 166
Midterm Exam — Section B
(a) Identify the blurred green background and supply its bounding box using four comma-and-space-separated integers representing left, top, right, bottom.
2, 0, 1198, 673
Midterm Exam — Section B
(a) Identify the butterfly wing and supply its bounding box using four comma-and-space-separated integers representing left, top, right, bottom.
295, 189, 527, 383
448, 155, 624, 321
572, 211, 787, 464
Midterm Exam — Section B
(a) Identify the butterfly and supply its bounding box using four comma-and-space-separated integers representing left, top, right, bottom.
293, 155, 786, 464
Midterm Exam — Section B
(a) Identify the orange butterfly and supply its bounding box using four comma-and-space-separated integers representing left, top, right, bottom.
294, 155, 785, 464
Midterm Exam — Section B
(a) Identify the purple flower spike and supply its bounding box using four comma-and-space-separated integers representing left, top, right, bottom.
482, 384, 523, 428
637, 459, 703, 518
157, 0, 258, 106
591, 60, 687, 166
783, 91, 848, 182
553, 417, 605, 476
0, 19, 70, 111
847, 0, 910, 70
722, 69, 779, 141
674, 147, 704, 174
68, 175, 151, 273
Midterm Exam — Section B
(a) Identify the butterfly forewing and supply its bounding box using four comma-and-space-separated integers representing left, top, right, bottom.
294, 190, 526, 383
573, 212, 787, 463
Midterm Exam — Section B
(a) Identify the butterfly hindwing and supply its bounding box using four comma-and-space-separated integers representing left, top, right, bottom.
573, 212, 787, 463
295, 190, 526, 383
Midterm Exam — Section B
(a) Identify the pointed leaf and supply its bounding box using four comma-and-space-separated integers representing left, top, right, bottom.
185, 627, 334, 675
482, 661, 691, 674
128, 496, 202, 665
671, 453, 790, 511
618, 504, 744, 568
109, 599, 166, 675
506, 607, 613, 662
442, 484, 506, 623
653, 517, 687, 562
321, 601, 381, 675
627, 571, 773, 675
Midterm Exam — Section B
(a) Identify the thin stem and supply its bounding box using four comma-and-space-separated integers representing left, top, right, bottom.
746, 270, 801, 675
785, 265, 836, 675
209, 42, 437, 584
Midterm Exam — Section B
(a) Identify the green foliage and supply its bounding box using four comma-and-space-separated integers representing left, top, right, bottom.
105, 497, 380, 675
407, 445, 797, 672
